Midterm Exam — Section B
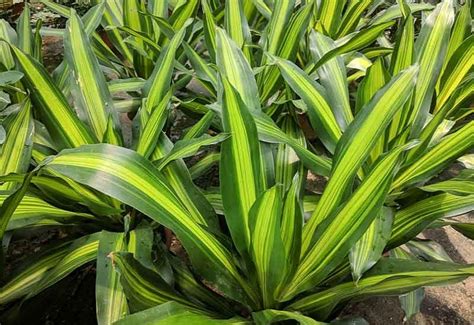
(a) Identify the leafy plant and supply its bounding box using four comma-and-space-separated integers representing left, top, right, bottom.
0, 0, 473, 324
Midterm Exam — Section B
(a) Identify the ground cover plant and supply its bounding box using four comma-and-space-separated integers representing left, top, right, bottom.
0, 0, 473, 324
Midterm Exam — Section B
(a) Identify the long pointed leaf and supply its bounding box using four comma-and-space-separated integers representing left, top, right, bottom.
289, 258, 474, 320
301, 65, 418, 255
10, 45, 96, 149
249, 185, 285, 307
408, 0, 455, 135
45, 144, 259, 307
64, 9, 119, 142
216, 28, 260, 112
143, 22, 189, 113
389, 193, 474, 248
219, 76, 264, 255
309, 31, 353, 129
96, 231, 128, 325
26, 232, 100, 299
349, 207, 393, 282
110, 252, 193, 312
281, 143, 413, 300
274, 57, 341, 153
0, 98, 33, 190
393, 121, 473, 189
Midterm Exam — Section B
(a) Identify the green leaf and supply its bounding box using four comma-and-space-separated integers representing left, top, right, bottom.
274, 116, 305, 191
387, 12, 414, 144
114, 301, 248, 325
336, 0, 371, 37
406, 239, 453, 263
96, 231, 128, 325
182, 110, 216, 140
117, 25, 162, 56
280, 173, 303, 284
435, 35, 473, 112
169, 256, 233, 314
251, 0, 272, 19
391, 247, 425, 321
224, 0, 252, 60
151, 134, 219, 230
148, 0, 169, 39
26, 232, 100, 299
113, 98, 142, 114
2, 172, 85, 209
64, 9, 120, 142
407, 0, 455, 135
309, 31, 353, 130
451, 223, 474, 240
316, 0, 346, 37
201, 0, 217, 60
42, 169, 122, 216
103, 115, 124, 146
436, 2, 471, 97
370, 3, 434, 25
301, 65, 418, 255
447, 77, 474, 119
274, 57, 341, 153
16, 5, 33, 54
252, 309, 324, 325
356, 58, 389, 113
0, 172, 34, 270
136, 91, 172, 159
216, 28, 260, 112
0, 98, 33, 190
123, 0, 153, 78
219, 76, 265, 255
10, 45, 96, 149
101, 1, 133, 64
355, 57, 389, 162
313, 21, 395, 71
40, 1, 120, 68
249, 185, 285, 307
399, 288, 424, 321
127, 224, 155, 269
255, 114, 332, 177
169, 0, 198, 31
143, 20, 189, 113
0, 20, 17, 70
420, 171, 474, 196
108, 78, 145, 94
0, 242, 70, 304
349, 207, 393, 282
39, 0, 69, 18
258, 3, 313, 102
288, 258, 474, 320
2, 192, 94, 231
0, 71, 23, 85
392, 121, 473, 189
263, 0, 295, 55
389, 193, 474, 248
157, 133, 229, 170
110, 252, 192, 312
183, 42, 217, 88
281, 142, 413, 300
45, 144, 259, 307
189, 151, 220, 180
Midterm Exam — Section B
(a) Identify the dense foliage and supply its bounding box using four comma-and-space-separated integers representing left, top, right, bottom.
0, 0, 473, 324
